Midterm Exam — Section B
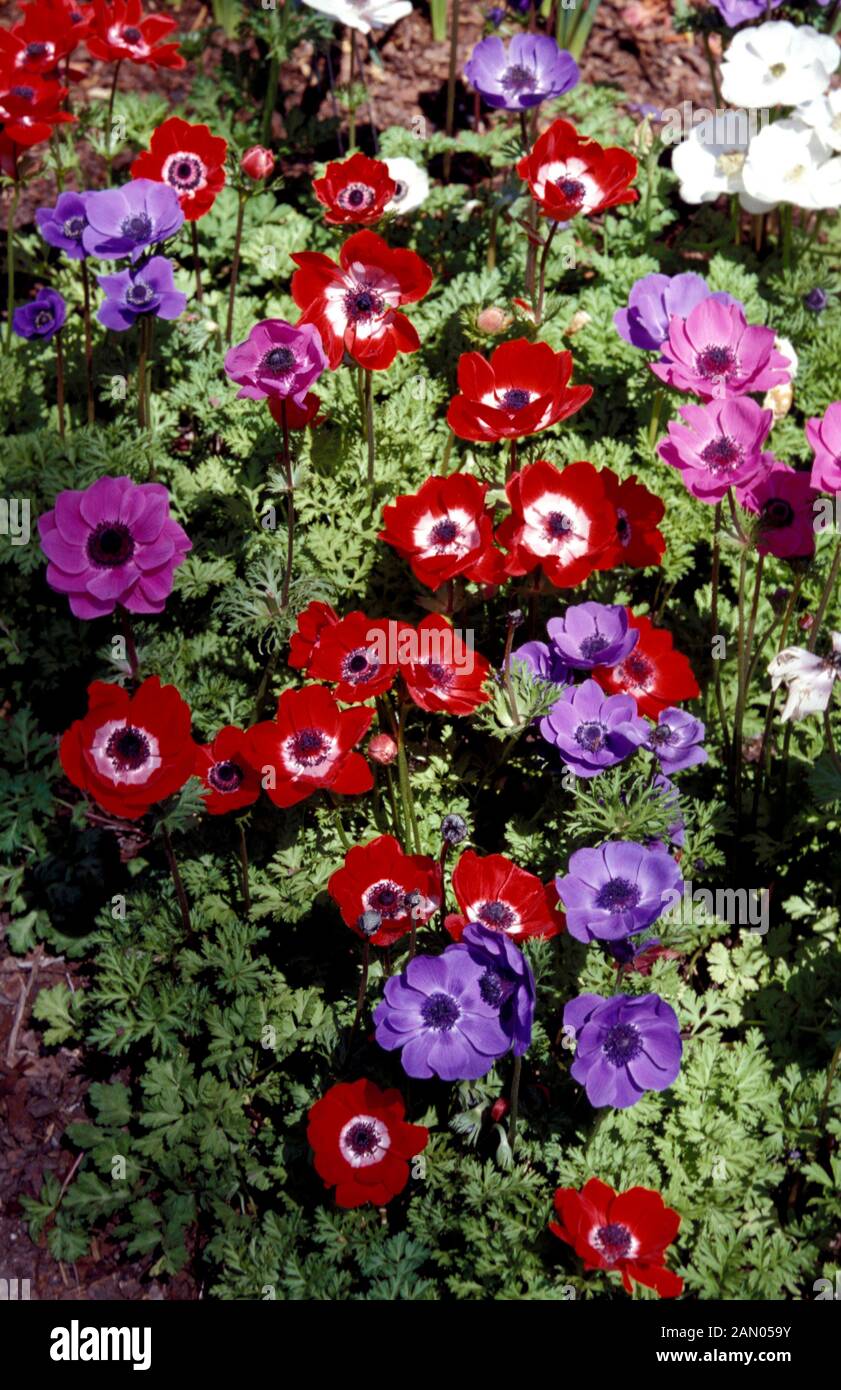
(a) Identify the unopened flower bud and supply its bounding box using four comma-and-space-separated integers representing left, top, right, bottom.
368, 733, 398, 765
241, 145, 274, 181
798, 613, 815, 632
490, 1098, 509, 1123
476, 306, 513, 335
357, 910, 382, 938
803, 288, 828, 313
565, 309, 591, 337
441, 813, 468, 846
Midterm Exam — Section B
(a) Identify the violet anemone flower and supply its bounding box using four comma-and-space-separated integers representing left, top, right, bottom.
737, 463, 819, 560
563, 992, 682, 1109
374, 949, 510, 1081
37, 475, 191, 620
546, 602, 638, 670
96, 256, 187, 331
35, 191, 90, 260
645, 707, 707, 775
650, 300, 791, 401
464, 33, 579, 111
806, 401, 841, 495
12, 287, 66, 342
223, 319, 327, 404
710, 0, 783, 24
658, 397, 773, 503
556, 840, 683, 943
540, 679, 648, 779
614, 272, 738, 353
451, 921, 535, 1055
511, 639, 570, 687
82, 179, 184, 261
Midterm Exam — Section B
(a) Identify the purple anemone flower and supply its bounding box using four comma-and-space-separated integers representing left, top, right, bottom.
658, 397, 773, 503
540, 679, 648, 779
12, 287, 66, 343
511, 639, 570, 687
35, 191, 90, 261
563, 992, 682, 1109
464, 33, 579, 111
37, 475, 191, 620
374, 949, 510, 1081
82, 179, 184, 261
556, 840, 683, 943
647, 774, 685, 851
614, 273, 739, 354
96, 256, 187, 332
452, 922, 535, 1056
650, 300, 791, 401
224, 319, 327, 405
710, 0, 782, 25
546, 602, 638, 670
646, 707, 707, 774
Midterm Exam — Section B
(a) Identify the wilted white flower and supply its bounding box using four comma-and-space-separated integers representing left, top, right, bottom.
741, 120, 841, 211
767, 632, 841, 723
721, 22, 839, 110
794, 90, 841, 156
301, 0, 412, 34
671, 117, 774, 213
763, 334, 796, 421
384, 156, 429, 215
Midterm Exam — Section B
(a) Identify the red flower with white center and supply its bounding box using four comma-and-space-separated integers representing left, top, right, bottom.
0, 75, 75, 147
313, 151, 396, 227
593, 610, 699, 719
306, 612, 409, 704
447, 338, 592, 443
446, 849, 564, 943
131, 116, 227, 220
328, 834, 442, 947
288, 600, 340, 671
0, 11, 77, 76
593, 467, 666, 570
59, 677, 197, 821
291, 230, 433, 371
379, 472, 502, 590
268, 393, 323, 431
496, 459, 616, 588
194, 726, 262, 816
307, 1079, 428, 1209
517, 118, 638, 222
401, 615, 491, 715
86, 0, 186, 70
549, 1178, 683, 1298
245, 685, 373, 808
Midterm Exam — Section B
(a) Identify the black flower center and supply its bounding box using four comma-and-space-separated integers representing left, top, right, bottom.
26, 42, 49, 58
650, 723, 674, 747
11, 85, 35, 100
347, 1122, 378, 1155
556, 177, 585, 204
121, 212, 153, 241
502, 62, 535, 92
762, 497, 794, 528
392, 179, 407, 202
421, 991, 461, 1031
696, 344, 737, 380
477, 899, 515, 931
546, 511, 572, 538
262, 345, 296, 373
122, 25, 143, 42
87, 521, 135, 568
431, 518, 459, 546
425, 662, 453, 687
63, 215, 86, 239
700, 435, 743, 473
618, 652, 652, 688
574, 720, 607, 752
337, 182, 375, 210
33, 309, 54, 329
616, 510, 631, 544
367, 879, 404, 915
595, 877, 641, 912
167, 153, 204, 191
290, 727, 329, 766
346, 286, 384, 321
579, 632, 610, 660
594, 1221, 633, 1261
479, 967, 508, 1008
208, 759, 244, 793
125, 281, 154, 307
603, 1022, 643, 1066
342, 647, 380, 684
502, 387, 530, 410
106, 724, 150, 771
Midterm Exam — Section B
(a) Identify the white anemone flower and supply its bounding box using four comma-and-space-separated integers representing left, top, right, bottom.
721, 22, 840, 110
671, 116, 774, 213
384, 157, 430, 215
741, 120, 841, 211
767, 633, 841, 723
794, 91, 841, 156
301, 0, 413, 35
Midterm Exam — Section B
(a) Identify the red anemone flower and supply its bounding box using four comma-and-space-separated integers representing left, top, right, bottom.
496, 459, 616, 588
0, 75, 75, 147
59, 677, 197, 821
313, 151, 396, 226
328, 834, 442, 948
549, 1178, 683, 1298
288, 599, 340, 671
194, 726, 262, 815
379, 473, 503, 589
291, 229, 433, 371
306, 612, 409, 704
517, 118, 638, 222
593, 467, 666, 570
447, 338, 592, 442
593, 610, 699, 718
245, 685, 373, 808
0, 12, 77, 76
446, 849, 564, 943
401, 614, 490, 715
86, 0, 186, 70
131, 116, 227, 220
307, 1079, 428, 1209
268, 393, 323, 431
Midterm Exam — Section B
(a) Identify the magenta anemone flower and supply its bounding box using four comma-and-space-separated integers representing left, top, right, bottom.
806, 401, 841, 495
563, 992, 682, 1109
650, 300, 791, 401
657, 397, 773, 502
223, 319, 327, 404
37, 475, 191, 619
737, 463, 819, 560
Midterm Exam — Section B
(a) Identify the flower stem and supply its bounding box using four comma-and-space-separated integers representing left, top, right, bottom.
364, 367, 375, 500
701, 31, 722, 107
6, 179, 19, 348
161, 826, 191, 936
535, 221, 558, 325
118, 604, 140, 679
278, 399, 294, 610
807, 535, 841, 653
105, 61, 122, 185
238, 820, 251, 913
823, 708, 841, 779
752, 577, 802, 823
397, 704, 422, 854
54, 329, 66, 439
137, 317, 148, 429
190, 221, 204, 304
647, 387, 665, 451
711, 502, 730, 755
507, 1053, 523, 1150
349, 939, 370, 1045
730, 544, 749, 819
81, 259, 95, 424
225, 191, 246, 346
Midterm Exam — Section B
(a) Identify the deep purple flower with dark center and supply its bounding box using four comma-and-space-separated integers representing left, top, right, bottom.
546, 602, 638, 670
374, 949, 510, 1081
96, 256, 186, 332
614, 272, 738, 353
224, 318, 327, 404
35, 192, 90, 261
540, 679, 648, 779
12, 287, 66, 343
803, 288, 829, 313
82, 179, 184, 261
646, 707, 707, 774
511, 639, 571, 688
563, 991, 682, 1108
658, 397, 773, 503
556, 840, 683, 943
451, 922, 536, 1055
464, 33, 579, 111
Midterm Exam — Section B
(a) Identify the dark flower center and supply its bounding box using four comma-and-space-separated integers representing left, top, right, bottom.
337, 182, 375, 210
87, 521, 135, 568
695, 344, 737, 380
26, 42, 49, 58
262, 345, 296, 373
574, 719, 608, 752
346, 286, 384, 321
122, 25, 143, 42
618, 652, 652, 688
33, 309, 54, 329
616, 510, 631, 544
700, 434, 743, 474
579, 632, 610, 660
556, 177, 585, 204
11, 85, 35, 100
595, 877, 641, 912
425, 662, 453, 687
546, 511, 572, 538
594, 1221, 633, 1261
125, 281, 154, 308
650, 723, 674, 747
392, 179, 408, 203
602, 1022, 643, 1066
502, 62, 535, 93
208, 759, 243, 793
346, 1121, 378, 1155
420, 991, 461, 1031
342, 647, 379, 683
367, 879, 404, 915
289, 727, 329, 766
121, 212, 153, 241
477, 899, 515, 931
62, 215, 86, 239
430, 518, 459, 547
762, 497, 794, 528
106, 724, 150, 771
167, 153, 204, 191
479, 967, 507, 1008
502, 387, 531, 410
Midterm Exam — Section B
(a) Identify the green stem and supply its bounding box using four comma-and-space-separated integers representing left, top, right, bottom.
647, 387, 665, 451
807, 535, 841, 653
161, 826, 192, 936
279, 399, 294, 610
190, 221, 204, 304
396, 705, 421, 854
105, 61, 122, 184
349, 939, 370, 1045
507, 1054, 523, 1150
534, 221, 558, 325
6, 180, 20, 348
225, 192, 246, 346
701, 32, 722, 108
55, 330, 66, 440
364, 368, 375, 499
81, 260, 95, 424
711, 502, 730, 756
238, 821, 251, 914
